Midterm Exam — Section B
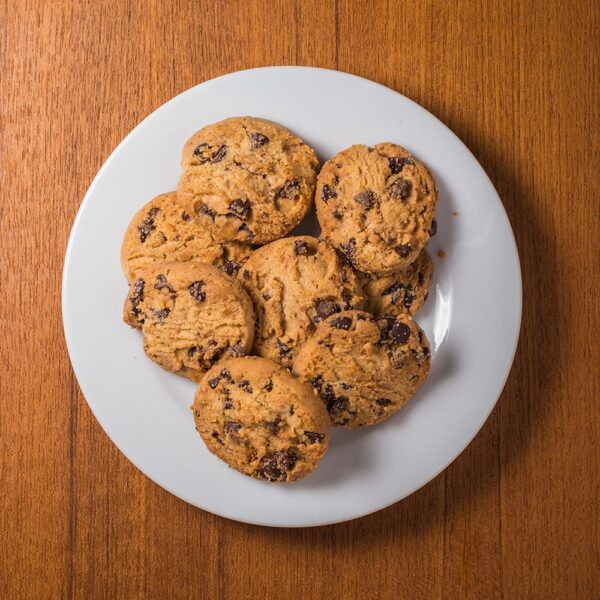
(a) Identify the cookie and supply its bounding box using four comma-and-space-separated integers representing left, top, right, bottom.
316, 143, 438, 274
292, 310, 431, 428
123, 261, 254, 382
192, 357, 331, 482
237, 236, 365, 367
178, 117, 319, 244
121, 192, 253, 281
358, 250, 434, 317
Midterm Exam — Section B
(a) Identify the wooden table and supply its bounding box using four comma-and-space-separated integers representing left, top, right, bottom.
1, 1, 598, 598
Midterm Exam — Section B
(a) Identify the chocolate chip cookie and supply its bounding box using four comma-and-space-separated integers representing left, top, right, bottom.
358, 250, 434, 318
192, 356, 331, 482
237, 236, 365, 367
292, 310, 431, 428
178, 117, 319, 244
121, 192, 253, 281
123, 262, 254, 381
316, 143, 438, 274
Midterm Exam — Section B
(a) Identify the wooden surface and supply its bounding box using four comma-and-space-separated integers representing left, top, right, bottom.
1, 1, 598, 598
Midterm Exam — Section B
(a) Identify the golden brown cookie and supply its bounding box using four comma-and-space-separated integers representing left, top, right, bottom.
237, 236, 365, 367
292, 310, 431, 428
123, 262, 254, 382
121, 192, 253, 281
193, 357, 331, 482
316, 143, 438, 274
178, 117, 319, 244
358, 250, 434, 317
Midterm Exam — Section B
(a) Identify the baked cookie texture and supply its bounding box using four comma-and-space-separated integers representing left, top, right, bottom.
237, 236, 365, 367
121, 191, 253, 281
358, 250, 434, 318
123, 262, 254, 382
193, 357, 331, 482
292, 310, 431, 428
316, 143, 438, 274
178, 117, 319, 244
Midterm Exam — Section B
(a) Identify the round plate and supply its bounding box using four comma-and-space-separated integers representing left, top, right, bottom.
62, 67, 521, 527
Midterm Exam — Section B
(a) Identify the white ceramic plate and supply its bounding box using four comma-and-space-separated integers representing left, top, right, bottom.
62, 67, 521, 527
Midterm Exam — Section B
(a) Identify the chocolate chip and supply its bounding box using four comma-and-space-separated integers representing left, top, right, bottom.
321, 184, 337, 201
304, 431, 324, 444
223, 397, 234, 410
429, 219, 438, 237
224, 421, 242, 435
188, 280, 206, 302
277, 179, 300, 199
222, 260, 241, 277
418, 271, 425, 286
332, 210, 343, 220
389, 178, 411, 200
276, 338, 291, 357
197, 203, 215, 219
211, 431, 224, 445
395, 244, 412, 258
226, 341, 244, 357
181, 212, 191, 221
228, 199, 251, 220
242, 269, 250, 280
382, 281, 403, 298
294, 240, 315, 256
329, 397, 349, 417
208, 376, 220, 389
376, 398, 392, 406
391, 321, 410, 343
154, 274, 175, 294
263, 420, 280, 434
193, 143, 209, 159
315, 299, 340, 320
137, 207, 160, 242
238, 223, 254, 240
322, 384, 335, 407
422, 345, 429, 356
256, 451, 296, 482
220, 369, 233, 383
354, 190, 375, 209
151, 308, 170, 321
330, 316, 352, 330
238, 379, 253, 393
211, 145, 227, 162
342, 291, 354, 310
388, 156, 413, 174
264, 379, 273, 392
310, 375, 323, 391
250, 132, 269, 148
403, 288, 415, 309
339, 238, 357, 266
130, 278, 145, 317
188, 346, 198, 357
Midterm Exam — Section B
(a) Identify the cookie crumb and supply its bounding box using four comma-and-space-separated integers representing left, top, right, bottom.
437, 250, 447, 259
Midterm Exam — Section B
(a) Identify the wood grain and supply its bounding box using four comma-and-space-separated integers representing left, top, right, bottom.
1, 1, 598, 598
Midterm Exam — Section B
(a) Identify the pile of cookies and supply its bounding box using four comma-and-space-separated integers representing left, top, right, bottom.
121, 117, 438, 483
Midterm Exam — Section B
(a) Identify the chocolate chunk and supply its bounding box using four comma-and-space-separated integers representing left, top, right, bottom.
224, 421, 242, 435
429, 219, 438, 237
188, 280, 206, 302
278, 179, 300, 199
395, 244, 412, 258
376, 398, 392, 406
329, 397, 349, 417
330, 316, 352, 330
263, 379, 273, 392
223, 397, 234, 410
181, 211, 191, 221
242, 269, 250, 280
354, 190, 375, 209
403, 287, 415, 309
382, 281, 403, 299
228, 199, 251, 220
389, 178, 412, 200
256, 451, 296, 482
197, 203, 215, 219
294, 240, 315, 256
276, 338, 291, 357
322, 384, 335, 407
263, 420, 280, 434
222, 260, 241, 277
342, 291, 353, 310
238, 223, 254, 240
391, 321, 410, 343
211, 145, 227, 162
321, 184, 337, 201
332, 210, 343, 220
188, 346, 198, 357
315, 299, 340, 320
208, 376, 220, 389
130, 278, 145, 317
151, 308, 170, 321
310, 375, 323, 391
226, 341, 244, 357
154, 274, 175, 294
250, 132, 269, 148
211, 431, 224, 445
137, 207, 160, 242
238, 379, 253, 393
388, 156, 413, 174
339, 238, 357, 266
220, 369, 234, 383
304, 431, 324, 444
418, 271, 425, 286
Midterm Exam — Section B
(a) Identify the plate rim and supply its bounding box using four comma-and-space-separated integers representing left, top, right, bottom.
62, 66, 522, 527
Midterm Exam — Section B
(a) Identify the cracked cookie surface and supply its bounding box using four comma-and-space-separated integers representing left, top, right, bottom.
292, 310, 431, 428
178, 117, 319, 244
358, 250, 434, 318
316, 143, 438, 274
237, 236, 365, 367
193, 357, 331, 482
123, 261, 254, 382
121, 192, 253, 281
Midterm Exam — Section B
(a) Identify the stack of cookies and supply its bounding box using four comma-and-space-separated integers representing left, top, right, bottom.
121, 117, 438, 483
